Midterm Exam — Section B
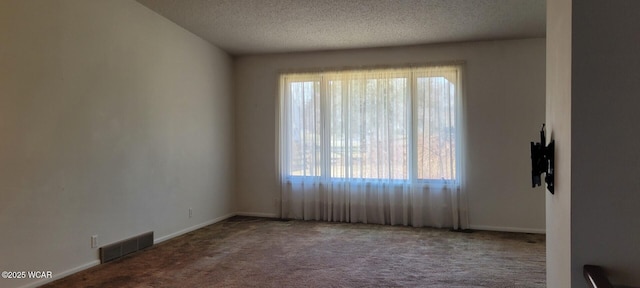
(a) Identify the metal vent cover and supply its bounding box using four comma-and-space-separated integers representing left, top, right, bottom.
100, 231, 154, 263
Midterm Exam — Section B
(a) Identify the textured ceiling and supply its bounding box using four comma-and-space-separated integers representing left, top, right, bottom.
136, 0, 545, 56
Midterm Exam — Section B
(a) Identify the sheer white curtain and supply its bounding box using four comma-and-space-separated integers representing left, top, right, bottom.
277, 65, 467, 229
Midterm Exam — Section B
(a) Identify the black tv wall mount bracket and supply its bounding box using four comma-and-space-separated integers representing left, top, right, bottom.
531, 124, 555, 194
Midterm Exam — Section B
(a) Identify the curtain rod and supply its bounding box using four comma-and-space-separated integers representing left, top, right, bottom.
278, 60, 466, 75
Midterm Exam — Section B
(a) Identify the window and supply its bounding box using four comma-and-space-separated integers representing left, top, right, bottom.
279, 65, 461, 183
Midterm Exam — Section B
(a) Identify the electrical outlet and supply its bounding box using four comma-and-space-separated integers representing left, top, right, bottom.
91, 235, 98, 248
189, 208, 192, 218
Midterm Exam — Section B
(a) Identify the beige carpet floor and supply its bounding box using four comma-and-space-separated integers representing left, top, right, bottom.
43, 216, 545, 288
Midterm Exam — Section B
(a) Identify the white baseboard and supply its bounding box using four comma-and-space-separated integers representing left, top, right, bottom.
18, 260, 100, 288
154, 212, 236, 244
469, 224, 546, 234
235, 211, 279, 218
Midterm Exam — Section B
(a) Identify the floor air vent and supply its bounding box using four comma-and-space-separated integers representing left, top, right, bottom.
100, 231, 153, 263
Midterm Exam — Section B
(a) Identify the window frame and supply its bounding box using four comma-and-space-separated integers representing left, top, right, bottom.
279, 66, 462, 184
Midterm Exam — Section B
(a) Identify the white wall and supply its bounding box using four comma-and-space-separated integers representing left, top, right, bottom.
545, 0, 572, 287
571, 0, 640, 286
234, 39, 546, 233
0, 1, 234, 287
547, 0, 640, 286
